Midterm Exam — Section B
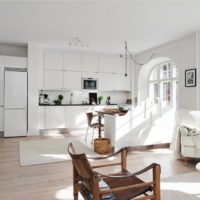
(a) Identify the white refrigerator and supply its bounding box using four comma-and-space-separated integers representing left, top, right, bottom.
4, 69, 27, 137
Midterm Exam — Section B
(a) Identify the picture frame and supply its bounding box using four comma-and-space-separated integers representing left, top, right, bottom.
185, 68, 196, 87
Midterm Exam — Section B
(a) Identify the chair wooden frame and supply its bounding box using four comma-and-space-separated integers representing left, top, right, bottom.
68, 143, 161, 200
85, 112, 104, 143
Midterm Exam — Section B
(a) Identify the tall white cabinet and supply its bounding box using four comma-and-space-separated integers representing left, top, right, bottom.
0, 56, 4, 132
0, 55, 27, 134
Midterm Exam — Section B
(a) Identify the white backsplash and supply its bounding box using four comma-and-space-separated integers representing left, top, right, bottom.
39, 90, 131, 105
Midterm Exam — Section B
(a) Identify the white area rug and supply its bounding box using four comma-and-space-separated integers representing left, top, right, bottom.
19, 138, 97, 166
161, 172, 200, 199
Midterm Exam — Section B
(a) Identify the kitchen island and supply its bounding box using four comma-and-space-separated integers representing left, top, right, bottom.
104, 104, 176, 151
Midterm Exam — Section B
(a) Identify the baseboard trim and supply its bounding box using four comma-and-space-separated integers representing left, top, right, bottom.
127, 143, 170, 152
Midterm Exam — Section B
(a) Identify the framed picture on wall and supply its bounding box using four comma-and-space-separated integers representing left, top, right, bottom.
185, 68, 196, 87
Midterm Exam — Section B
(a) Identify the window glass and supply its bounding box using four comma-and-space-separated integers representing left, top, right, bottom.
149, 62, 177, 107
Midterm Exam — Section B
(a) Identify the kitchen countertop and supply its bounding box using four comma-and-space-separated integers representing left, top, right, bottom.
39, 103, 117, 106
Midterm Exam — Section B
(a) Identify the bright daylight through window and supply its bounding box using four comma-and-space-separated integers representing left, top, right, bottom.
149, 63, 178, 109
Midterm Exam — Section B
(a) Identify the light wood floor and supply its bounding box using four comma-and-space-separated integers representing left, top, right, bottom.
0, 133, 198, 200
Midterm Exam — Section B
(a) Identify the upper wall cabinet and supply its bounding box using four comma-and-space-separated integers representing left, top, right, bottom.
4, 56, 27, 68
44, 70, 64, 90
82, 72, 98, 79
82, 55, 98, 72
114, 57, 126, 74
114, 56, 132, 75
64, 53, 82, 71
44, 51, 63, 70
99, 73, 114, 91
98, 56, 114, 73
64, 71, 81, 90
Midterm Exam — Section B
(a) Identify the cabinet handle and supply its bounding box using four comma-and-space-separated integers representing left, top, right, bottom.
0, 105, 4, 107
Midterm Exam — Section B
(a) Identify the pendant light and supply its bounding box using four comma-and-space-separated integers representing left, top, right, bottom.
124, 41, 155, 76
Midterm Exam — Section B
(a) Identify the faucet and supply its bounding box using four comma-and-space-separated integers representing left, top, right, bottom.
106, 96, 111, 105
70, 92, 73, 104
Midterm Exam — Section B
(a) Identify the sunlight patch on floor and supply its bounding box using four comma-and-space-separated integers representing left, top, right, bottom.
55, 186, 84, 200
161, 181, 200, 195
42, 153, 68, 159
150, 148, 172, 154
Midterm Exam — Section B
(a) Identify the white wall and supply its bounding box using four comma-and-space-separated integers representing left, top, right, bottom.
135, 33, 197, 110
28, 43, 40, 135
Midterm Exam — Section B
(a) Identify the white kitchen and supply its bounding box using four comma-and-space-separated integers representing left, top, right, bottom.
0, 45, 133, 137
1, 2, 200, 200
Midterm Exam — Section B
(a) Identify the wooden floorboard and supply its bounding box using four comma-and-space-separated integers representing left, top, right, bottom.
0, 133, 198, 200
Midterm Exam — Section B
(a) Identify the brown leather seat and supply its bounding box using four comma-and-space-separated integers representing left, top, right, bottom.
85, 112, 104, 143
68, 142, 161, 200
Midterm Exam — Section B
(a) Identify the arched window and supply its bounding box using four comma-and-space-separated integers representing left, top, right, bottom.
149, 62, 178, 108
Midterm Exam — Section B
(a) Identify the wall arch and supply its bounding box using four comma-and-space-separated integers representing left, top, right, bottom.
138, 57, 172, 103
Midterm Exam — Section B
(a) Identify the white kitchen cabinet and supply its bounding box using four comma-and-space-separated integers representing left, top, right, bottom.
0, 56, 4, 132
45, 106, 65, 129
114, 74, 131, 91
39, 107, 45, 130
64, 53, 82, 71
64, 71, 81, 90
98, 56, 114, 73
114, 56, 132, 75
82, 55, 98, 72
0, 56, 4, 107
114, 56, 126, 74
0, 107, 3, 132
4, 56, 27, 68
82, 72, 98, 79
0, 81, 3, 107
44, 70, 64, 89
66, 106, 93, 128
99, 73, 114, 91
44, 51, 63, 70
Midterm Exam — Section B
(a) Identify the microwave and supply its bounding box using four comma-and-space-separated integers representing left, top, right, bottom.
82, 78, 98, 90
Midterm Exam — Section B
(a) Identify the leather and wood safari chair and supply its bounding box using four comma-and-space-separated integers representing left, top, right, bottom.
68, 143, 161, 200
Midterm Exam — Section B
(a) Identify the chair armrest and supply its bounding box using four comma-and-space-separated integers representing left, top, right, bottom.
97, 163, 160, 178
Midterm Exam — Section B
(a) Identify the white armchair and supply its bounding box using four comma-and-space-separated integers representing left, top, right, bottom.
180, 126, 200, 159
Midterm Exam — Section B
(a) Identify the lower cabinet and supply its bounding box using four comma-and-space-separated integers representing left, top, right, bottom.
45, 106, 65, 129
41, 105, 116, 130
66, 106, 92, 128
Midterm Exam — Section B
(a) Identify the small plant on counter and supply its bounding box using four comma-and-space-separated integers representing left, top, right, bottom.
53, 94, 64, 105
58, 94, 64, 104
98, 96, 103, 104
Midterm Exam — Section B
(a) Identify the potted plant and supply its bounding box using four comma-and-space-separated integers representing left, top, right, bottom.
58, 94, 64, 104
98, 96, 103, 104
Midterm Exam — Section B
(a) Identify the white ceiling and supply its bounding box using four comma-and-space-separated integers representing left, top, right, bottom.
1, 1, 200, 54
